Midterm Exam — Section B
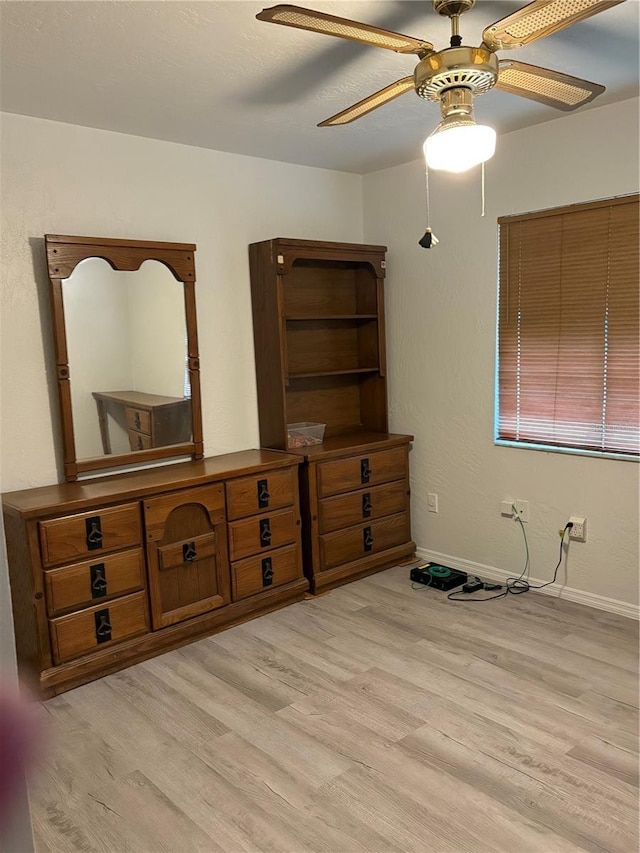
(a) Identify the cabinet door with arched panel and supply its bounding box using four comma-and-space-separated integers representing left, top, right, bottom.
143, 484, 230, 629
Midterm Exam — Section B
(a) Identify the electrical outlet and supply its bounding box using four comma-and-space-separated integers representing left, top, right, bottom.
569, 516, 587, 541
427, 493, 438, 513
514, 499, 530, 523
500, 500, 514, 517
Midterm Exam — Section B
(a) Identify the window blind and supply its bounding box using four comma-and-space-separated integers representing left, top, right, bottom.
497, 194, 639, 456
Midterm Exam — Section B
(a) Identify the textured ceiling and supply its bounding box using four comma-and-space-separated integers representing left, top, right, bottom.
1, 0, 638, 174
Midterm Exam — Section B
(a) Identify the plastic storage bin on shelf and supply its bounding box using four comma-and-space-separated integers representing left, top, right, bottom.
287, 422, 325, 449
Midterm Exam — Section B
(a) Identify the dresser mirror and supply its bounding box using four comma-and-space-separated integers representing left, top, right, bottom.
46, 235, 203, 481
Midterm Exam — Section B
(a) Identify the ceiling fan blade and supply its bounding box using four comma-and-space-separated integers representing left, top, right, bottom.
496, 60, 605, 110
483, 0, 627, 51
318, 77, 416, 127
256, 5, 433, 54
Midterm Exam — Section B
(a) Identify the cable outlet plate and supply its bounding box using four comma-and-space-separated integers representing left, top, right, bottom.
569, 516, 587, 541
514, 499, 529, 523
501, 499, 529, 522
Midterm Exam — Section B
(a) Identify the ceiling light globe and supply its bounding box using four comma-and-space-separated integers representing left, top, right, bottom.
424, 123, 496, 173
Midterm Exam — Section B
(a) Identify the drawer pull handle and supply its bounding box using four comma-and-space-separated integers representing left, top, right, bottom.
257, 479, 270, 509
360, 458, 371, 484
363, 526, 374, 552
85, 517, 103, 550
362, 493, 373, 518
137, 435, 144, 450
259, 518, 272, 546
134, 412, 141, 430
262, 557, 274, 587
94, 609, 112, 643
182, 542, 197, 562
90, 563, 107, 598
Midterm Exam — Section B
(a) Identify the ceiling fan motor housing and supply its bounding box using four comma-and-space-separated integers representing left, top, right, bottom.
432, 0, 476, 17
414, 46, 498, 101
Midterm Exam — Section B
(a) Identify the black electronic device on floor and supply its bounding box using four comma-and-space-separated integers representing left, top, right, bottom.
410, 563, 467, 591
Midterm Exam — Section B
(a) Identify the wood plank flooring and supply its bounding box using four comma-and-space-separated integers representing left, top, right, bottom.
29, 566, 639, 853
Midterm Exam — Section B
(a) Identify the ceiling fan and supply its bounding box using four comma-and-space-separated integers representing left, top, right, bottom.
256, 0, 626, 171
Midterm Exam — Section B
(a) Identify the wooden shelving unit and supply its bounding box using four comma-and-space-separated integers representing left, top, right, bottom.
249, 238, 415, 593
249, 239, 391, 445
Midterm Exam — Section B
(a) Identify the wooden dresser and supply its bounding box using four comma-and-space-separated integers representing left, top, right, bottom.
249, 238, 415, 593
92, 390, 191, 453
294, 432, 413, 593
3, 450, 307, 697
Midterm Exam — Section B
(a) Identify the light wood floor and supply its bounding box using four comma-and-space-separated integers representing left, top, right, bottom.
30, 566, 639, 853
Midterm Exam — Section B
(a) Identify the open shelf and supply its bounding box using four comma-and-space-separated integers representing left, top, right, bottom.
289, 368, 379, 379
283, 258, 379, 317
284, 372, 386, 437
286, 318, 380, 377
285, 315, 378, 321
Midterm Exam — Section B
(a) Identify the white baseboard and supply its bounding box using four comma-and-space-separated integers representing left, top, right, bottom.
415, 547, 640, 621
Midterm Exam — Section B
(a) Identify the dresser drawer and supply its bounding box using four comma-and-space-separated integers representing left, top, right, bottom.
226, 467, 296, 520
39, 503, 142, 568
228, 508, 298, 561
319, 480, 408, 534
319, 512, 410, 571
157, 532, 218, 570
128, 431, 152, 451
125, 407, 151, 435
49, 591, 149, 664
231, 544, 300, 601
316, 446, 407, 498
44, 548, 145, 616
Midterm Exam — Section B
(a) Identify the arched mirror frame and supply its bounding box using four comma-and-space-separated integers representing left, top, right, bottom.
46, 234, 204, 482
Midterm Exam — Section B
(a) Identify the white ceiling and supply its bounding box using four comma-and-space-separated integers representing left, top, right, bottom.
1, 0, 638, 174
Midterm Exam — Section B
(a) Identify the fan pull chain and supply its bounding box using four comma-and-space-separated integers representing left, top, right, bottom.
419, 162, 439, 249
481, 160, 486, 217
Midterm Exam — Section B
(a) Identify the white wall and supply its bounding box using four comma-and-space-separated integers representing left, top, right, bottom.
0, 112, 363, 490
363, 98, 640, 614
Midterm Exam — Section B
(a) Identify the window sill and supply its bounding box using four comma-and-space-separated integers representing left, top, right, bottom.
494, 439, 639, 463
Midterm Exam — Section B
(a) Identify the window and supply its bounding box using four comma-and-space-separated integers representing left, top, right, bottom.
496, 194, 639, 458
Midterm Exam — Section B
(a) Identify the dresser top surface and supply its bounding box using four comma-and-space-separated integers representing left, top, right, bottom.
283, 431, 414, 461
3, 449, 300, 518
91, 390, 188, 408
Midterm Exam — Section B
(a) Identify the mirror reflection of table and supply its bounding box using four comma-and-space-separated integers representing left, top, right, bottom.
92, 391, 191, 454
